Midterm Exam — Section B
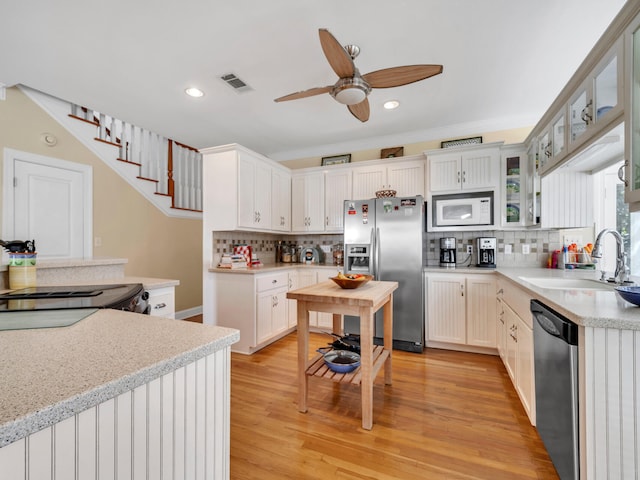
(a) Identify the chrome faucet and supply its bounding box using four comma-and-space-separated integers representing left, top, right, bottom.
591, 228, 629, 284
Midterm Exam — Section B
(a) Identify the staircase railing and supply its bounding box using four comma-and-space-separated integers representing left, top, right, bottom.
69, 104, 202, 212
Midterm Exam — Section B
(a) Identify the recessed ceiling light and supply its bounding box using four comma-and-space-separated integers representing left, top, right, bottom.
384, 100, 400, 110
185, 87, 204, 98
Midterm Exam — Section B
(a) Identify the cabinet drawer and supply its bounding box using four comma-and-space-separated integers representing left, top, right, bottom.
147, 286, 175, 318
501, 280, 533, 328
256, 272, 289, 292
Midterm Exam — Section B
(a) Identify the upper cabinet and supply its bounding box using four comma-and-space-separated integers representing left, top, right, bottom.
568, 39, 623, 155
625, 11, 640, 208
351, 158, 425, 199
500, 145, 529, 227
426, 143, 501, 194
271, 168, 291, 232
238, 151, 272, 229
324, 169, 352, 232
291, 172, 325, 232
202, 144, 286, 233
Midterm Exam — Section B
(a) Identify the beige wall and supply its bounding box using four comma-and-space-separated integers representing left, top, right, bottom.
280, 126, 533, 169
0, 87, 202, 312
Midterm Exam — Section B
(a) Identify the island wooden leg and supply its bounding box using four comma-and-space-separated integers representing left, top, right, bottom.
383, 295, 393, 385
332, 313, 343, 336
359, 305, 374, 430
297, 301, 310, 413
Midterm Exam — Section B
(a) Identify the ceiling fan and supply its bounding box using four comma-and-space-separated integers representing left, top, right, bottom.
274, 28, 443, 122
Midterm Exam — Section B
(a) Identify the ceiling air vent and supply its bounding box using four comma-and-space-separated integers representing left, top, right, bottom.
220, 73, 252, 93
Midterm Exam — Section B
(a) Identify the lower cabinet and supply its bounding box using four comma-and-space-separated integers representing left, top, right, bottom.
497, 279, 535, 424
212, 267, 337, 354
425, 273, 496, 349
147, 286, 176, 319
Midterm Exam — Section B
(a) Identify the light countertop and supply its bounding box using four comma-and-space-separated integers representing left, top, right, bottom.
0, 309, 238, 447
210, 263, 340, 274
424, 265, 640, 330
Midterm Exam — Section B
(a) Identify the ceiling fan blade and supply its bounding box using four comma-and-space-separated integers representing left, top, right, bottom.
363, 65, 443, 88
319, 28, 355, 78
348, 98, 370, 123
274, 86, 332, 102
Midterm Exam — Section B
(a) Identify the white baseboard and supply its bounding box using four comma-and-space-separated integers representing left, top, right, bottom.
175, 305, 203, 320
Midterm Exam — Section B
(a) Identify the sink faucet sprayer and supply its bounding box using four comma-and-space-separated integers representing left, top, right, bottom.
591, 228, 630, 284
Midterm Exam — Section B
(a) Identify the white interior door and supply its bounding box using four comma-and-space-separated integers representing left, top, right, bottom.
3, 149, 93, 259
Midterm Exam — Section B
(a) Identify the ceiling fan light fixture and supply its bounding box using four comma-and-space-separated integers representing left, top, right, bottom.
185, 87, 204, 98
331, 77, 371, 105
384, 100, 400, 110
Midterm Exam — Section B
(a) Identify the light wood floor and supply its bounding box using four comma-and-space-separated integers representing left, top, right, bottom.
229, 332, 558, 480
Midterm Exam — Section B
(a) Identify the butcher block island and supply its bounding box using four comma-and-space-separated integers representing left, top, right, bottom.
0, 309, 239, 479
287, 279, 398, 430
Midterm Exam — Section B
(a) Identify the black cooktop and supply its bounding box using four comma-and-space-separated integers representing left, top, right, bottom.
0, 284, 144, 311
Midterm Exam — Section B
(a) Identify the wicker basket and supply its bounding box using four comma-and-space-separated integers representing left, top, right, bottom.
375, 188, 397, 198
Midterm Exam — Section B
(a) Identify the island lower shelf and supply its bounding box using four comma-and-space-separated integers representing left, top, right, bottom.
305, 345, 389, 385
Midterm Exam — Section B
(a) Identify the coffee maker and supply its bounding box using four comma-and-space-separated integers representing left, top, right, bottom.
439, 237, 457, 268
476, 237, 496, 268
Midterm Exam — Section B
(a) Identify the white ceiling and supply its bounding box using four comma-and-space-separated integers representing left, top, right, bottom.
0, 0, 627, 161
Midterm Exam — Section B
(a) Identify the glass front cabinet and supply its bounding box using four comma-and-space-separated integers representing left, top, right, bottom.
568, 38, 623, 154
626, 12, 640, 207
501, 145, 537, 227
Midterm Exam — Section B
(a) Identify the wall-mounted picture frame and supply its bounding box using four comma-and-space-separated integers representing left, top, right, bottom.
321, 154, 351, 166
380, 146, 404, 159
441, 136, 483, 149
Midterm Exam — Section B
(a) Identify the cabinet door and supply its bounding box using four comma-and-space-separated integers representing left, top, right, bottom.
271, 169, 291, 231
352, 165, 386, 199
387, 160, 425, 197
502, 149, 526, 227
324, 170, 352, 232
426, 275, 466, 344
287, 271, 298, 328
315, 269, 335, 329
237, 153, 257, 228
305, 173, 325, 231
297, 270, 318, 326
461, 150, 497, 190
503, 302, 518, 381
515, 316, 535, 422
256, 290, 273, 345
429, 154, 461, 192
271, 289, 288, 336
465, 275, 496, 348
291, 175, 307, 232
496, 297, 506, 361
626, 18, 640, 204
254, 161, 272, 228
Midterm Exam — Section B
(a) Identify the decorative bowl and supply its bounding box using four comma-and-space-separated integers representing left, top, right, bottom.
375, 189, 396, 198
615, 285, 640, 306
330, 274, 373, 289
321, 350, 361, 373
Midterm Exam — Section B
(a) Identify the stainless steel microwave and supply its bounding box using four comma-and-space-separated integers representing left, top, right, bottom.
431, 191, 494, 228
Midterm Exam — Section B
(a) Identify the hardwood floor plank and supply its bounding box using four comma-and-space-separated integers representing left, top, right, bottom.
230, 332, 558, 479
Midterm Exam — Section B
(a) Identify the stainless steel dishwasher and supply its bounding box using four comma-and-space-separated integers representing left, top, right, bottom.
530, 300, 579, 480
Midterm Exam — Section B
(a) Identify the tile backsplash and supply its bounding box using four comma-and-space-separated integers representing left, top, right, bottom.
211, 228, 591, 268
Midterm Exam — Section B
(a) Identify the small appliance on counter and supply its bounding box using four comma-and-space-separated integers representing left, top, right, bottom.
476, 237, 496, 268
300, 246, 324, 264
439, 237, 457, 268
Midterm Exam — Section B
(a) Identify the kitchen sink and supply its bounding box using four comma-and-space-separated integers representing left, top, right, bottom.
519, 277, 615, 291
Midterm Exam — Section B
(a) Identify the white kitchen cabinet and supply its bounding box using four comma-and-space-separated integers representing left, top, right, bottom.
425, 273, 496, 348
238, 150, 272, 229
271, 168, 291, 231
625, 12, 640, 208
324, 169, 352, 232
540, 170, 594, 228
497, 278, 535, 424
147, 286, 176, 319
427, 143, 500, 194
496, 295, 506, 361
351, 158, 425, 199
256, 274, 288, 344
202, 144, 284, 233
212, 270, 294, 354
314, 269, 336, 330
291, 172, 325, 232
287, 269, 318, 328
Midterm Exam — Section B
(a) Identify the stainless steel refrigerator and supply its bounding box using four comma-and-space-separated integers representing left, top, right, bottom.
343, 196, 424, 352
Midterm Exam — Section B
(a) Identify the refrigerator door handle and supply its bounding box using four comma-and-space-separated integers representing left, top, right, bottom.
375, 227, 381, 279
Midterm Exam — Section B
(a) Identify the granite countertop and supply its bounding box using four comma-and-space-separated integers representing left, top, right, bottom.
424, 265, 640, 330
210, 263, 340, 274
0, 309, 238, 447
